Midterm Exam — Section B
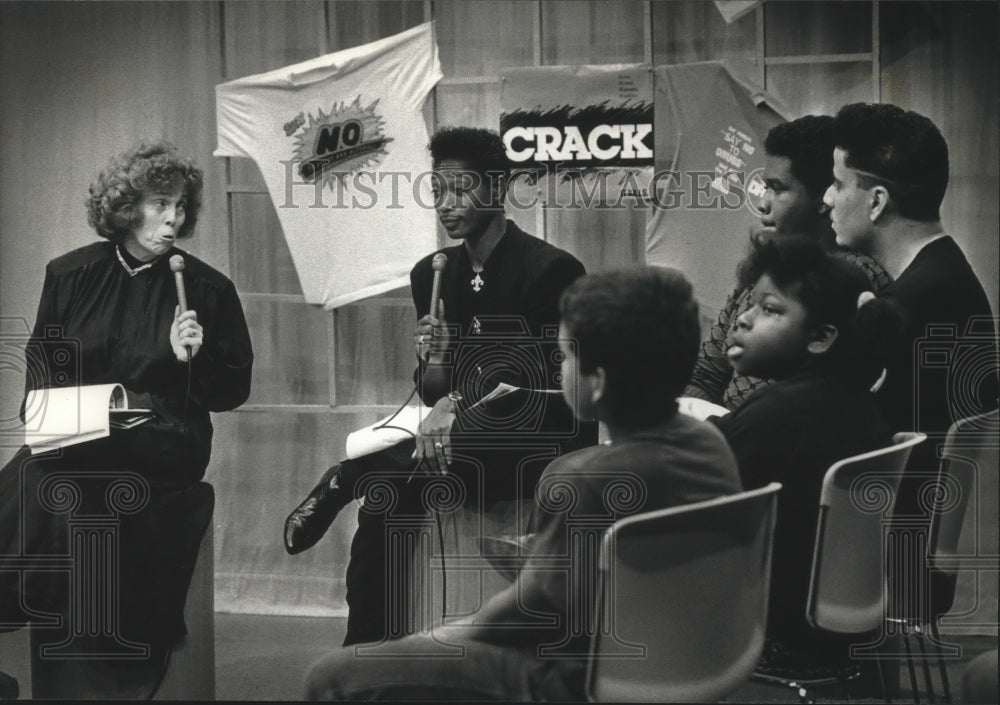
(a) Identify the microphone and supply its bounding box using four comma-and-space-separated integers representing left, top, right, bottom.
170, 255, 188, 312
430, 253, 447, 318
170, 255, 191, 361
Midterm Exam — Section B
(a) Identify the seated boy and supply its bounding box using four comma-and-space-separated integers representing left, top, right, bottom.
305, 267, 742, 701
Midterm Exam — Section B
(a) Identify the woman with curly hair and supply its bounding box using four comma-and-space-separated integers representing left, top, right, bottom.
0, 142, 253, 695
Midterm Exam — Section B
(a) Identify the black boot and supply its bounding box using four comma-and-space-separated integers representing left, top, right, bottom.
284, 463, 356, 555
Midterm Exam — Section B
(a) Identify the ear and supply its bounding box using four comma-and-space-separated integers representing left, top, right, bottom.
589, 366, 607, 405
807, 323, 839, 355
869, 184, 890, 221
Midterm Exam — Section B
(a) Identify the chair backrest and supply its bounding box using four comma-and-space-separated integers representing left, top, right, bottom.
806, 431, 926, 634
928, 410, 999, 614
930, 409, 999, 563
585, 483, 781, 703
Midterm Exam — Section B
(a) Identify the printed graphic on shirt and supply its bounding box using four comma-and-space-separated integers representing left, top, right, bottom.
501, 103, 654, 170
214, 21, 442, 308
501, 64, 654, 204
292, 97, 394, 189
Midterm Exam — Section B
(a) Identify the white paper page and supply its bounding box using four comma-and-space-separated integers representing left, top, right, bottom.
677, 396, 730, 421
345, 404, 431, 460
345, 383, 568, 459
469, 383, 562, 410
24, 383, 125, 453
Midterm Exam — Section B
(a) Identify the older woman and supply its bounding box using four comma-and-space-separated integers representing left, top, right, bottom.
0, 142, 252, 691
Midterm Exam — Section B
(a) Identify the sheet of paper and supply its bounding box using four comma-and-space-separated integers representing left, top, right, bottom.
469, 383, 562, 410
109, 409, 155, 430
345, 404, 431, 460
345, 384, 567, 459
24, 383, 127, 453
676, 396, 730, 421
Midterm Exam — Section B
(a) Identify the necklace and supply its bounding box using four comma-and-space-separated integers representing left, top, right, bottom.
470, 263, 484, 293
115, 245, 155, 277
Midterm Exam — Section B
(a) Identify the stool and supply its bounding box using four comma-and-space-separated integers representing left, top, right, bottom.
29, 524, 215, 700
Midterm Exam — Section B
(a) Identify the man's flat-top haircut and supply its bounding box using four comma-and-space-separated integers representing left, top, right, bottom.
833, 102, 949, 222
560, 267, 700, 430
429, 126, 510, 181
764, 115, 836, 199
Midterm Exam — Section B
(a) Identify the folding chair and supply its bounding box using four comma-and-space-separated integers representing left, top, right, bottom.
752, 431, 926, 702
585, 483, 781, 703
906, 409, 999, 704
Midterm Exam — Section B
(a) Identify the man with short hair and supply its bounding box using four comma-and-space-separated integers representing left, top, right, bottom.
824, 102, 996, 450
408, 126, 592, 484
755, 115, 848, 244
824, 102, 998, 634
284, 126, 597, 646
685, 114, 890, 409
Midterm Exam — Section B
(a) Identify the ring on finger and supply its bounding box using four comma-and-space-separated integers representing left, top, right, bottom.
434, 441, 443, 448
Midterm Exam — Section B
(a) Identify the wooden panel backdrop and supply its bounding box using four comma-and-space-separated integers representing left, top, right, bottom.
1, 1, 996, 626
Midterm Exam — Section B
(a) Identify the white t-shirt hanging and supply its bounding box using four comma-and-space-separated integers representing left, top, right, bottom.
215, 22, 443, 308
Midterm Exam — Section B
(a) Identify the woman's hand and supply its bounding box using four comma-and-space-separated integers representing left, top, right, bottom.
412, 395, 457, 476
171, 306, 203, 362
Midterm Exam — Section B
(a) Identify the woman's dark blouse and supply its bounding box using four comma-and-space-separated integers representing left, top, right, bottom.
0, 240, 252, 641
25, 241, 253, 484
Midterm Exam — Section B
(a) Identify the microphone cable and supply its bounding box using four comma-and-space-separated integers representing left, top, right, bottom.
182, 353, 192, 420
372, 383, 449, 626
144, 643, 173, 700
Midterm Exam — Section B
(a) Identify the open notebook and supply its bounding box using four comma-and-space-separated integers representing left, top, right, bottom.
24, 383, 155, 454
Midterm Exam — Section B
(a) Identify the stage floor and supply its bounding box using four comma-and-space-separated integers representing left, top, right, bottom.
1, 614, 995, 701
